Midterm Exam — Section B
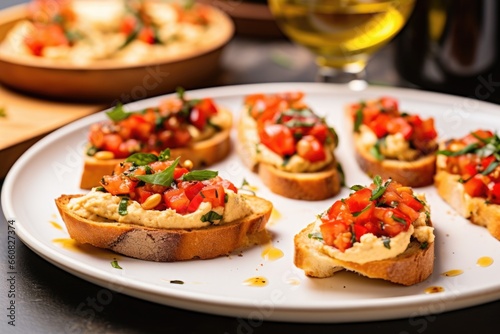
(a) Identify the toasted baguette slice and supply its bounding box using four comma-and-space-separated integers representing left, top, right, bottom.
353, 132, 436, 187
257, 161, 342, 201
236, 107, 341, 201
435, 170, 500, 240
80, 109, 232, 189
294, 222, 435, 286
55, 194, 272, 262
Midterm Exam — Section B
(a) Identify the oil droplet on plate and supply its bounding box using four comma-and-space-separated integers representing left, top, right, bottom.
477, 256, 494, 267
243, 276, 268, 287
261, 245, 284, 261
425, 286, 444, 294
269, 208, 282, 225
50, 221, 63, 230
52, 238, 115, 258
441, 269, 463, 277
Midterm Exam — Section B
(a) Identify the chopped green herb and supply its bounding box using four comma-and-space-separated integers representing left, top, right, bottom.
352, 204, 372, 217
118, 197, 129, 216
437, 143, 480, 157
336, 162, 346, 187
134, 157, 180, 186
158, 149, 171, 161
382, 237, 391, 249
201, 211, 223, 223
170, 280, 185, 285
392, 214, 407, 225
420, 241, 429, 250
111, 259, 122, 269
181, 170, 218, 181
308, 232, 324, 241
481, 161, 499, 176
354, 108, 363, 132
350, 185, 364, 191
106, 103, 131, 121
95, 186, 106, 192
370, 140, 385, 161
370, 176, 390, 201
126, 153, 158, 166
86, 145, 98, 156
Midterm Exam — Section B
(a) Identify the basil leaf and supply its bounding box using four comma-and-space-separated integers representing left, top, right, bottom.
118, 197, 129, 216
158, 149, 171, 161
201, 210, 223, 223
481, 161, 499, 176
336, 162, 346, 187
370, 176, 390, 201
437, 143, 479, 157
182, 170, 218, 181
134, 157, 180, 186
106, 103, 131, 121
350, 185, 364, 191
370, 141, 384, 161
126, 153, 158, 166
354, 107, 363, 132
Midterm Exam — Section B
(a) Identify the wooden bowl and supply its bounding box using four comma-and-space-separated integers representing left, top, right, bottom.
0, 2, 234, 103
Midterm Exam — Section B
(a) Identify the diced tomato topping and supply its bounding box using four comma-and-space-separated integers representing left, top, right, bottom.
101, 175, 137, 195
379, 96, 399, 112
296, 135, 326, 162
179, 181, 206, 200
163, 188, 190, 214
138, 26, 155, 44
134, 187, 153, 203
320, 221, 352, 252
319, 178, 422, 252
387, 117, 413, 140
463, 175, 489, 198
368, 113, 390, 138
489, 183, 500, 205
259, 124, 296, 156
187, 185, 226, 213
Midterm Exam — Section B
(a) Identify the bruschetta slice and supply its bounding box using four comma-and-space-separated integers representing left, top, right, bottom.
56, 150, 273, 262
294, 175, 435, 286
80, 88, 232, 189
346, 97, 438, 187
236, 92, 342, 201
435, 129, 500, 240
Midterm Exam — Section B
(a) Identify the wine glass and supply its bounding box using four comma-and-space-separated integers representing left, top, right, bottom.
268, 0, 415, 89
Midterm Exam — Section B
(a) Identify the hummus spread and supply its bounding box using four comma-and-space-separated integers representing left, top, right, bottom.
314, 193, 434, 264
67, 188, 253, 229
241, 112, 335, 173
358, 125, 419, 161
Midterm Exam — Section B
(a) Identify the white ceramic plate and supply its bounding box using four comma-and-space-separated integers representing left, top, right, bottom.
3, 83, 500, 323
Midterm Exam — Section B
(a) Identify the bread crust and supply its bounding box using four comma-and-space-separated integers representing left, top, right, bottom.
353, 132, 436, 187
79, 109, 233, 189
236, 110, 341, 201
257, 162, 341, 201
55, 194, 272, 261
435, 170, 500, 240
294, 222, 435, 286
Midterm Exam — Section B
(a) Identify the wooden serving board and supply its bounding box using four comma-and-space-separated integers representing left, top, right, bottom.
0, 85, 104, 179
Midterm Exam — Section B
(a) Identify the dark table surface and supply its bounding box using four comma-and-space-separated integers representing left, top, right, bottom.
1, 1, 500, 333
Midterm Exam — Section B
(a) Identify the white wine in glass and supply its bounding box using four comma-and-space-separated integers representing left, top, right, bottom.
268, 0, 415, 85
